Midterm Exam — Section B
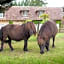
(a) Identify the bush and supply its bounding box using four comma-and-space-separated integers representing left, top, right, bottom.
23, 20, 32, 23
56, 20, 61, 24
33, 20, 42, 24
39, 13, 49, 24
9, 20, 13, 24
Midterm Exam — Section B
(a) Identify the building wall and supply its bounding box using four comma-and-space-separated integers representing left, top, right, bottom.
0, 20, 24, 29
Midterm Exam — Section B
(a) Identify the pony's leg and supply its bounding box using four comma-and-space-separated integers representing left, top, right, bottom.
39, 44, 41, 50
0, 34, 7, 51
45, 39, 50, 51
23, 40, 28, 51
8, 40, 14, 51
0, 33, 7, 51
0, 40, 4, 51
52, 36, 55, 48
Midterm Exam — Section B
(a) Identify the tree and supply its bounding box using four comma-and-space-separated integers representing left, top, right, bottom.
17, 2, 21, 6
0, 0, 14, 5
0, 0, 15, 12
12, 1, 17, 6
30, 0, 47, 6
14, 0, 47, 6
39, 13, 49, 23
23, 0, 30, 6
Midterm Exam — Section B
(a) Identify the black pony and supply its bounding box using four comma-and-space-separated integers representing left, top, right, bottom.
0, 22, 36, 51
37, 21, 58, 54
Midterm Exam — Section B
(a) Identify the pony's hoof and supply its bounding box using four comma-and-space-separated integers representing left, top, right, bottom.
52, 45, 55, 48
0, 49, 3, 52
23, 48, 28, 51
47, 49, 49, 51
40, 51, 44, 54
11, 49, 14, 51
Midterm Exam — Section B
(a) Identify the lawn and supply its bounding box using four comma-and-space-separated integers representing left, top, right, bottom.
0, 33, 64, 64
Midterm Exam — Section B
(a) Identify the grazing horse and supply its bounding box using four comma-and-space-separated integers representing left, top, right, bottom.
0, 22, 36, 51
37, 21, 58, 54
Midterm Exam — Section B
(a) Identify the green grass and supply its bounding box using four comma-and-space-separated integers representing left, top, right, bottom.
0, 33, 64, 64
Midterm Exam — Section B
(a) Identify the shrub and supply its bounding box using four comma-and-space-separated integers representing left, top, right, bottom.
39, 13, 49, 24
23, 20, 32, 23
9, 20, 13, 24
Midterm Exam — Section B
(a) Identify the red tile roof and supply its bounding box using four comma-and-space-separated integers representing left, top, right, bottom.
0, 6, 63, 21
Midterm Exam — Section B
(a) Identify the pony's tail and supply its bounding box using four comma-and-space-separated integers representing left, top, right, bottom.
0, 28, 3, 40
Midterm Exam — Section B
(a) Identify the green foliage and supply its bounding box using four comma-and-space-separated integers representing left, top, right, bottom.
23, 20, 32, 23
12, 0, 47, 6
0, 0, 14, 5
39, 13, 49, 24
23, 0, 30, 6
33, 20, 42, 24
17, 2, 21, 6
39, 13, 49, 19
0, 0, 14, 12
26, 20, 32, 22
12, 1, 17, 6
29, 0, 47, 6
9, 20, 13, 24
56, 20, 61, 24
33, 20, 38, 24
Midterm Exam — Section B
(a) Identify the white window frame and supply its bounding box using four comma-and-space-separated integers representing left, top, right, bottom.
0, 13, 4, 18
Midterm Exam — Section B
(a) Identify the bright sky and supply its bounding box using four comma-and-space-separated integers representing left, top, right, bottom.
47, 0, 64, 7
16, 0, 64, 7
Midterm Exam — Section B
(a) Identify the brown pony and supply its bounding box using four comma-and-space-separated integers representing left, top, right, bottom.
0, 22, 36, 51
37, 21, 58, 54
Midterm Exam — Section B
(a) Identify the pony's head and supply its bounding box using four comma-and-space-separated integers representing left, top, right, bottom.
26, 22, 36, 36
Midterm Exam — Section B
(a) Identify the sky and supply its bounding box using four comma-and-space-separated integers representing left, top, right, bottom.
47, 0, 64, 7
16, 0, 64, 7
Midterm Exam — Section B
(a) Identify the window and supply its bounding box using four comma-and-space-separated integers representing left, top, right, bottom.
23, 11, 28, 17
20, 10, 29, 17
0, 13, 4, 18
38, 11, 43, 16
36, 10, 45, 17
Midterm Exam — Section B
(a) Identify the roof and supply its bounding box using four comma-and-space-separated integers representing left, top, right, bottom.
0, 6, 63, 21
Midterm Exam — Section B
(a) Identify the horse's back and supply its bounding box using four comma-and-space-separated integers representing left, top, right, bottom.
1, 24, 25, 40
39, 21, 58, 37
